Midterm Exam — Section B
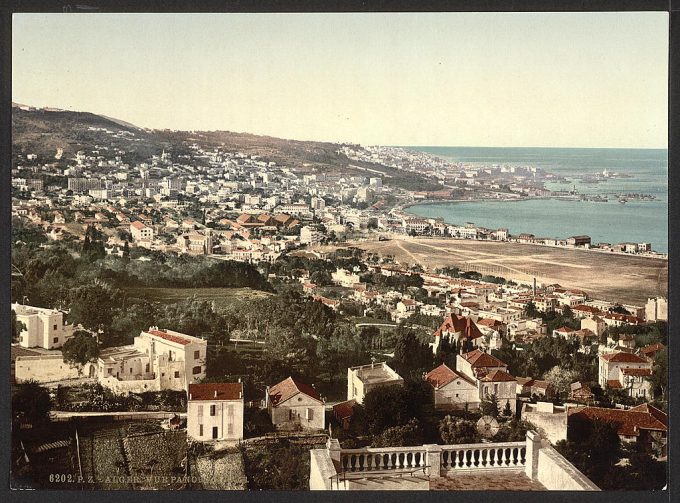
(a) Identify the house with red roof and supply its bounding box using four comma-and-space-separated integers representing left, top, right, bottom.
639, 342, 665, 360
571, 304, 603, 319
424, 364, 479, 410
266, 376, 325, 430
602, 312, 645, 328
568, 404, 667, 456
432, 313, 486, 354
130, 219, 153, 242
598, 351, 653, 399
516, 378, 556, 399
454, 349, 517, 414
332, 399, 357, 429
569, 382, 594, 403
552, 326, 576, 339
187, 382, 244, 442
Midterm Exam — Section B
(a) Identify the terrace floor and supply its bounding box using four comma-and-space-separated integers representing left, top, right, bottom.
430, 472, 546, 491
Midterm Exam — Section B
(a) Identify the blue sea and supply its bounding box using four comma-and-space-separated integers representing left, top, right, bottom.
404, 147, 668, 253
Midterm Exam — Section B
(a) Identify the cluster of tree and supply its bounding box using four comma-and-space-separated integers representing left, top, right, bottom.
361, 272, 425, 293
556, 417, 666, 490
491, 335, 597, 387
390, 328, 435, 379
607, 321, 667, 347
265, 255, 335, 283
81, 225, 107, 262
12, 223, 272, 298
240, 439, 316, 490
11, 310, 26, 343
12, 381, 52, 426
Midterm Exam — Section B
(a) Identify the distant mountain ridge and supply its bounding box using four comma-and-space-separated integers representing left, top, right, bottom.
11, 104, 441, 191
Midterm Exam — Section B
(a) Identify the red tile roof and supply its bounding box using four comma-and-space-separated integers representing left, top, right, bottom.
479, 369, 516, 382
477, 318, 503, 328
603, 313, 644, 324
130, 220, 146, 230
554, 326, 575, 333
435, 313, 484, 341
628, 404, 667, 426
572, 305, 602, 314
268, 376, 322, 406
568, 405, 667, 437
146, 329, 193, 346
333, 399, 356, 420
607, 379, 623, 389
425, 364, 463, 389
621, 368, 652, 376
462, 349, 507, 369
640, 343, 665, 357
189, 383, 243, 401
600, 352, 649, 364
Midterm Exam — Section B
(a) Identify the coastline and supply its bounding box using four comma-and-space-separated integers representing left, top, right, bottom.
401, 197, 667, 256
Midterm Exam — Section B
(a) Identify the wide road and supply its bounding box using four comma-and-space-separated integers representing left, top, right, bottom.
320, 236, 668, 305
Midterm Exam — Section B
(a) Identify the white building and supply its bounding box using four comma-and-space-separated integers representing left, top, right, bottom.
645, 297, 667, 322
97, 327, 207, 393
130, 220, 154, 242
12, 303, 75, 349
331, 268, 362, 288
455, 349, 517, 413
187, 382, 244, 443
266, 376, 325, 431
347, 362, 404, 404
598, 351, 653, 399
424, 364, 480, 410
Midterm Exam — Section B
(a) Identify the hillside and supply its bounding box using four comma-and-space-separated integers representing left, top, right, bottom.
11, 104, 441, 190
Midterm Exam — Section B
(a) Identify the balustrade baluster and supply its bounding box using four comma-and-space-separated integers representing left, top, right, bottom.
480, 448, 488, 467
496, 448, 503, 466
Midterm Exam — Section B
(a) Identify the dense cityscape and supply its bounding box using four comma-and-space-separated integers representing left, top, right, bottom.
10, 104, 668, 492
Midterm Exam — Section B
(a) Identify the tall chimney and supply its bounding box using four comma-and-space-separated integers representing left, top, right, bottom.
214, 390, 217, 398
533, 278, 536, 296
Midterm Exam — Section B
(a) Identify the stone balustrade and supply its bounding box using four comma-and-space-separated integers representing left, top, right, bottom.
339, 446, 428, 475
440, 442, 526, 471
311, 432, 598, 491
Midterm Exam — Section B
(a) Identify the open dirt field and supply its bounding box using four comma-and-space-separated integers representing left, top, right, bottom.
322, 237, 667, 305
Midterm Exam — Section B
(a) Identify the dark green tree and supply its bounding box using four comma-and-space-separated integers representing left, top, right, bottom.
11, 309, 27, 343
371, 418, 424, 447
439, 415, 478, 444
12, 381, 52, 425
62, 330, 99, 373
480, 394, 500, 418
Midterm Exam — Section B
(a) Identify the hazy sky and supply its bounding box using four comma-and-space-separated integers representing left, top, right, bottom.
13, 12, 668, 148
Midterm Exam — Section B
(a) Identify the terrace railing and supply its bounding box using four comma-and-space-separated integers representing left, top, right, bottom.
339, 446, 429, 476
440, 442, 526, 472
